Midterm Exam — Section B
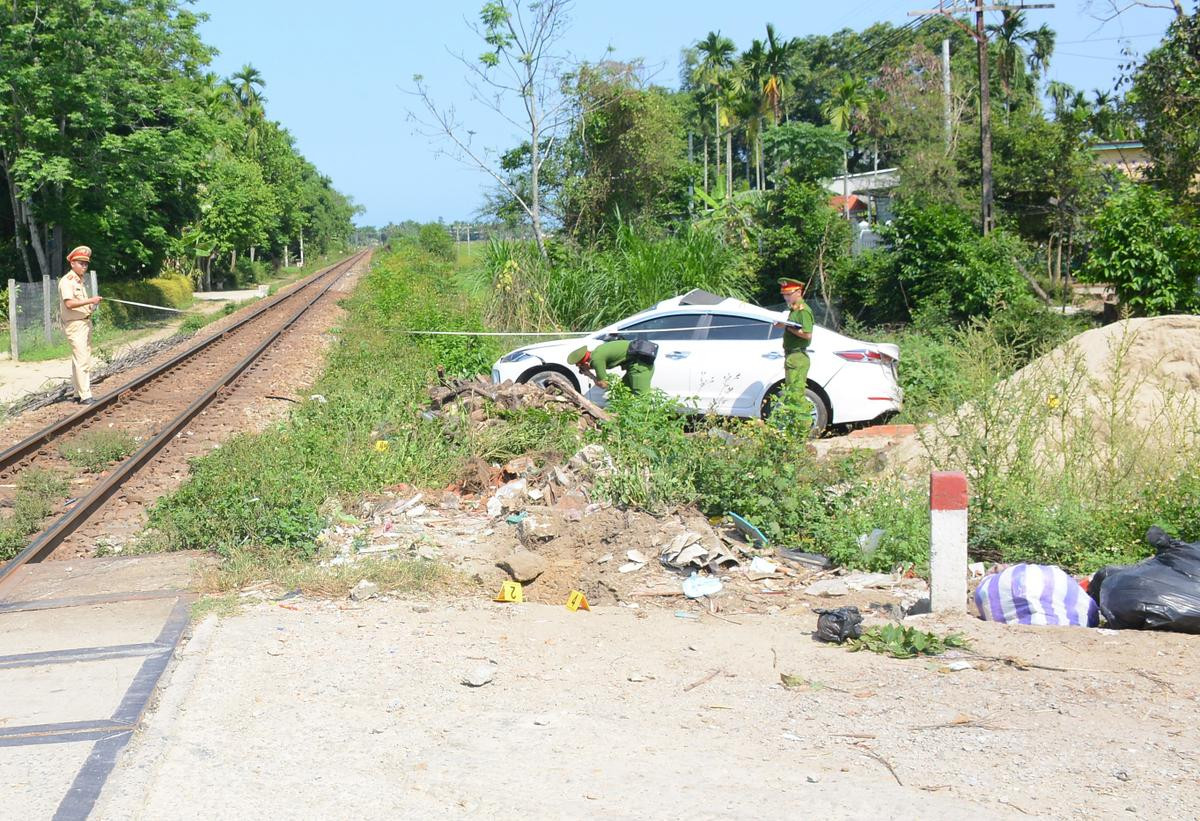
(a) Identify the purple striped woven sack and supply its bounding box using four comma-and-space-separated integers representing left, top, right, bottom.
974, 563, 1098, 627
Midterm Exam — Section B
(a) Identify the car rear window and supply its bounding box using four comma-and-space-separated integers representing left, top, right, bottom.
704, 314, 780, 341
619, 313, 706, 341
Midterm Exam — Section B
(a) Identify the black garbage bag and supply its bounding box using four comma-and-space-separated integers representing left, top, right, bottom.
814, 606, 864, 643
1088, 526, 1200, 633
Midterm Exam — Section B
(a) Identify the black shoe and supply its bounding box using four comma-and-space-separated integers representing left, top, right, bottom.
77, 397, 95, 406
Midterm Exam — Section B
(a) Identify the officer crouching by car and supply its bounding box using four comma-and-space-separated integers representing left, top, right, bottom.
567, 336, 657, 395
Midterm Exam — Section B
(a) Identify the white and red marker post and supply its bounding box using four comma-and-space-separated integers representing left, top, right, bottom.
929, 471, 969, 613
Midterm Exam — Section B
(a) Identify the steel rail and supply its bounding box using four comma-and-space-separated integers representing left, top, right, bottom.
0, 252, 365, 476
0, 251, 365, 591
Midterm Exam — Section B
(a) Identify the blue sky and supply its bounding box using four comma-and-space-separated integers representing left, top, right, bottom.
193, 0, 1175, 226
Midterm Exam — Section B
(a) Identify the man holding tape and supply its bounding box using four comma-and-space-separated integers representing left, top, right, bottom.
773, 277, 814, 425
567, 337, 657, 396
59, 245, 102, 405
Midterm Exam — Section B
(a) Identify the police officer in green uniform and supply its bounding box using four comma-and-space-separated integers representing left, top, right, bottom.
568, 338, 654, 394
774, 277, 815, 424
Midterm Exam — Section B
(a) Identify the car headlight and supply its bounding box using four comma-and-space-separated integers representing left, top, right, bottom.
499, 351, 537, 364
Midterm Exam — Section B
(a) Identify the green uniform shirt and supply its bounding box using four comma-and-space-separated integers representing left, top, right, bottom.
592, 339, 654, 394
781, 302, 814, 354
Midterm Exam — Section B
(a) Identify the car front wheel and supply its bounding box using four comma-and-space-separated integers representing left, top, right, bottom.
520, 367, 580, 393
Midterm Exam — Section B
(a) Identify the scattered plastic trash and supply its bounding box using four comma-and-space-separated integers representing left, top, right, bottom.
975, 563, 1099, 627
619, 550, 648, 573
660, 533, 739, 572
309, 394, 327, 404
775, 547, 833, 570
726, 512, 768, 548
857, 528, 885, 557
1089, 526, 1200, 633
682, 572, 723, 599
814, 606, 864, 643
749, 557, 777, 574
968, 561, 987, 579
674, 610, 701, 620
505, 511, 528, 524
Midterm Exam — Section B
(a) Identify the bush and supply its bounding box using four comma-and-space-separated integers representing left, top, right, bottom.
1080, 181, 1200, 315
836, 200, 1029, 326
100, 272, 194, 328
418, 223, 455, 262
233, 258, 271, 287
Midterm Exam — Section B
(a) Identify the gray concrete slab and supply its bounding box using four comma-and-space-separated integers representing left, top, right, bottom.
0, 656, 147, 727
2, 553, 204, 604
0, 598, 178, 656
0, 739, 97, 818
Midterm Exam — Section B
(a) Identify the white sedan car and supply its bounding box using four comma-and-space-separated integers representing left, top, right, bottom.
490, 289, 901, 431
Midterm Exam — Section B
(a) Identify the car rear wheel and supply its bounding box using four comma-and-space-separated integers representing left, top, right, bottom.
761, 384, 830, 435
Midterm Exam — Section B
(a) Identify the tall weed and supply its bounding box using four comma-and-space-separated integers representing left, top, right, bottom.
467, 222, 755, 332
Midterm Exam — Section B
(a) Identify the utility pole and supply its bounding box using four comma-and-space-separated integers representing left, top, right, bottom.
942, 38, 952, 151
911, 2, 1053, 236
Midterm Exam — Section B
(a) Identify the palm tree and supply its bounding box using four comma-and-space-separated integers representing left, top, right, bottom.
762, 23, 796, 126
823, 74, 870, 217
739, 40, 769, 190
987, 11, 1037, 117
1046, 80, 1075, 119
694, 32, 736, 197
228, 64, 267, 150
229, 63, 266, 112
1026, 24, 1055, 82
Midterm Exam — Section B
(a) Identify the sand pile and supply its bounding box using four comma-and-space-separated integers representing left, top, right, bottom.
892, 315, 1200, 474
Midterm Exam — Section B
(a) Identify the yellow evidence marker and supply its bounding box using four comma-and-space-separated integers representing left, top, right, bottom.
565, 590, 590, 611
495, 580, 524, 603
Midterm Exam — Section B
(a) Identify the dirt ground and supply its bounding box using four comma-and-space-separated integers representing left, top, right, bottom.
95, 595, 1200, 820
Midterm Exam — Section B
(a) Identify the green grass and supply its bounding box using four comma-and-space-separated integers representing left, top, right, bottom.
0, 468, 69, 560
148, 245, 580, 560
59, 429, 138, 471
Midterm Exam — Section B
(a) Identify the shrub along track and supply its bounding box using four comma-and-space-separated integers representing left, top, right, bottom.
0, 251, 370, 589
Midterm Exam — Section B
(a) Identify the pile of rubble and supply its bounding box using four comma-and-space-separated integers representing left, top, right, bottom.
314, 443, 929, 617
428, 375, 609, 426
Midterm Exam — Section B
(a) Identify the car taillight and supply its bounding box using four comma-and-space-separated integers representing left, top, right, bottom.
835, 349, 885, 362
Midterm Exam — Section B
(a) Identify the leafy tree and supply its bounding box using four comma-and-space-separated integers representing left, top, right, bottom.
0, 0, 213, 280
760, 122, 846, 184
1080, 182, 1200, 315
759, 176, 851, 318
560, 63, 691, 240
835, 200, 1028, 326
1128, 7, 1200, 205
411, 0, 588, 261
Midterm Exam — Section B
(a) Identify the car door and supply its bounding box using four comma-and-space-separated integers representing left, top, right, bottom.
615, 313, 707, 407
690, 314, 782, 415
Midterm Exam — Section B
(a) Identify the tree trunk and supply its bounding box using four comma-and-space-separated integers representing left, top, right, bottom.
977, 7, 995, 235
714, 103, 721, 194
528, 66, 548, 263
702, 135, 709, 195
725, 129, 732, 199
1, 153, 35, 282
249, 246, 256, 263
231, 249, 237, 271
22, 199, 50, 279
299, 232, 304, 267
842, 151, 850, 218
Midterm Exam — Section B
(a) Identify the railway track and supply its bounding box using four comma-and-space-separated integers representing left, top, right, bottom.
0, 250, 369, 592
